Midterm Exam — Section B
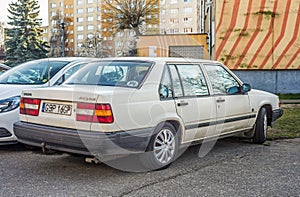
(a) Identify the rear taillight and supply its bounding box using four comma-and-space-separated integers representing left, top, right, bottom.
76, 103, 114, 123
20, 98, 41, 116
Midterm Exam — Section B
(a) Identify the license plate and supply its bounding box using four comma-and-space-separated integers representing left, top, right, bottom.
42, 102, 72, 116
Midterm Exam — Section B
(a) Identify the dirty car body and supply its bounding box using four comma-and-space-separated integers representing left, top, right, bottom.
14, 57, 283, 170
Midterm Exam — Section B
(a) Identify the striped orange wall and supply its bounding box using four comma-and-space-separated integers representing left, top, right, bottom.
216, 0, 300, 69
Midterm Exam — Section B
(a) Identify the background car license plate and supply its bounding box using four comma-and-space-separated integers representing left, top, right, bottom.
42, 102, 72, 116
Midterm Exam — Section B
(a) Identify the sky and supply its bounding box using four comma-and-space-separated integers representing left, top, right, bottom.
0, 0, 48, 26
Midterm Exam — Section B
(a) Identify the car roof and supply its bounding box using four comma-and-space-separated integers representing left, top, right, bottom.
31, 57, 97, 63
89, 57, 220, 64
0, 63, 10, 69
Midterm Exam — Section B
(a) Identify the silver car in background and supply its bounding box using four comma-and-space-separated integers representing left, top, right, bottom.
0, 57, 94, 144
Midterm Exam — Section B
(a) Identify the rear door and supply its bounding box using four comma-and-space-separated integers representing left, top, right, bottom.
203, 64, 252, 134
166, 63, 217, 142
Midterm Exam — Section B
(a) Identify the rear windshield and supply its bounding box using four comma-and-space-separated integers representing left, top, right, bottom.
0, 60, 69, 85
64, 60, 152, 88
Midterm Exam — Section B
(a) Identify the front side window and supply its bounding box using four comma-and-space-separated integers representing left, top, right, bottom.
64, 61, 152, 88
176, 64, 209, 96
204, 64, 240, 95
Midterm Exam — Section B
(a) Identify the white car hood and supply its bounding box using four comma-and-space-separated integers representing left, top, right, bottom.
249, 89, 277, 97
0, 84, 43, 100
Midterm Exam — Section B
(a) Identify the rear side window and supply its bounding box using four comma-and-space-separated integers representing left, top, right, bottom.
160, 64, 209, 99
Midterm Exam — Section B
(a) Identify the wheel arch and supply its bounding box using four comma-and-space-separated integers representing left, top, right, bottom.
146, 119, 184, 150
260, 104, 272, 126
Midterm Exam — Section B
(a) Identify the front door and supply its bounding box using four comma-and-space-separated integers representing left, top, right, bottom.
204, 64, 252, 134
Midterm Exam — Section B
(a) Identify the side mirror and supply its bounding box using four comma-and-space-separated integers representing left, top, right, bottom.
227, 86, 240, 94
242, 83, 251, 92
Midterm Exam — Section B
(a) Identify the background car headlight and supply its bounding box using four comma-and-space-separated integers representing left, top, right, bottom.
0, 96, 20, 113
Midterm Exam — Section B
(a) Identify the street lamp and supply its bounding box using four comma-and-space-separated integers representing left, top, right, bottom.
61, 20, 66, 57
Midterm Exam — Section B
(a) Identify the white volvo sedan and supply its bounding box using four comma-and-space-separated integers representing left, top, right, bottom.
14, 57, 283, 170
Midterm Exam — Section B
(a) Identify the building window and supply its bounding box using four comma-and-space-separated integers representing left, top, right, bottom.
77, 9, 83, 14
50, 3, 57, 8
170, 0, 178, 4
170, 28, 179, 33
87, 7, 93, 12
87, 0, 93, 3
183, 17, 192, 22
77, 26, 84, 31
51, 12, 56, 16
77, 17, 84, 22
87, 16, 93, 21
184, 27, 193, 32
170, 8, 179, 14
184, 0, 192, 2
77, 0, 83, 5
116, 42, 123, 47
87, 25, 94, 30
170, 18, 179, 24
183, 7, 192, 13
77, 35, 84, 40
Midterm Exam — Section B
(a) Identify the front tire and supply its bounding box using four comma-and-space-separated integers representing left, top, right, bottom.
253, 107, 268, 144
140, 122, 179, 171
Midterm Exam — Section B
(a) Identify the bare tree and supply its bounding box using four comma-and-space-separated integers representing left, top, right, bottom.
77, 34, 108, 58
104, 0, 159, 36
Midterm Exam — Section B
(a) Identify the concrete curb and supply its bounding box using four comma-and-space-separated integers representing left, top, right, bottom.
280, 100, 300, 104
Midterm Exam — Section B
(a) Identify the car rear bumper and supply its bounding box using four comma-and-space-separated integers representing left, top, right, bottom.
14, 122, 153, 156
272, 109, 284, 124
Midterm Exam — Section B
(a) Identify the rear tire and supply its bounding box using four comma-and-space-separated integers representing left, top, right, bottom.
140, 122, 179, 171
253, 107, 268, 144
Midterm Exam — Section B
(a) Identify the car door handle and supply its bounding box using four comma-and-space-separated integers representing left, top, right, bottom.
216, 98, 225, 103
177, 101, 189, 106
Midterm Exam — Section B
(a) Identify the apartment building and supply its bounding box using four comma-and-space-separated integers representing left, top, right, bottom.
160, 0, 203, 34
47, 0, 212, 57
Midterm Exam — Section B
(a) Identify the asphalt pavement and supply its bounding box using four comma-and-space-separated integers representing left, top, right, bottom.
0, 138, 299, 196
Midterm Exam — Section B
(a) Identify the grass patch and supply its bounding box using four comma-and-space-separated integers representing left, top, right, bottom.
268, 104, 300, 140
277, 94, 300, 100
